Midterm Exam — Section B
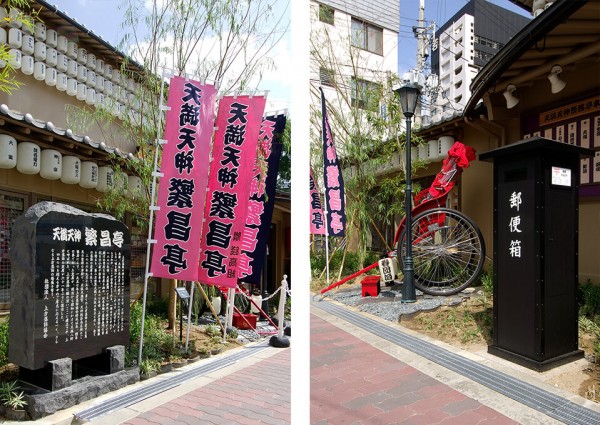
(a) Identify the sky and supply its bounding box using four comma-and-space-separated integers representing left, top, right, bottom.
45, 0, 530, 115
48, 0, 291, 114
397, 0, 530, 75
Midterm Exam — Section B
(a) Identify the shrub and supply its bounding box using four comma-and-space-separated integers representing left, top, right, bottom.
0, 318, 9, 368
310, 250, 381, 278
579, 280, 600, 320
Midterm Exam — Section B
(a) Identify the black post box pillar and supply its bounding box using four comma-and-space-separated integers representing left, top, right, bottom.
480, 137, 593, 370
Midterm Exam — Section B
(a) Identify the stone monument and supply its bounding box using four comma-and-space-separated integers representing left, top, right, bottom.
8, 202, 138, 419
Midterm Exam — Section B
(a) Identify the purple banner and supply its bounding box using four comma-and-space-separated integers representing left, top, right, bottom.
238, 114, 287, 284
321, 87, 346, 236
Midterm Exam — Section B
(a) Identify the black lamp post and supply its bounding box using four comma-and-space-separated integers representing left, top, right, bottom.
395, 82, 421, 303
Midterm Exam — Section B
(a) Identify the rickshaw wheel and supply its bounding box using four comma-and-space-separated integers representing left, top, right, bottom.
398, 208, 485, 296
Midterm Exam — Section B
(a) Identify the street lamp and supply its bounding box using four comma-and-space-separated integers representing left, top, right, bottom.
395, 82, 421, 303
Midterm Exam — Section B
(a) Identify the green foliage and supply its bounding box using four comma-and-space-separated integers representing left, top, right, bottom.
579, 280, 600, 320
310, 250, 380, 277
204, 324, 221, 338
480, 269, 494, 297
0, 1, 38, 94
127, 302, 176, 366
146, 295, 169, 319
0, 381, 27, 410
139, 359, 160, 374
0, 318, 9, 368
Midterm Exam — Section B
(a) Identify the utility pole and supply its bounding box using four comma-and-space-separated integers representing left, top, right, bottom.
413, 0, 426, 127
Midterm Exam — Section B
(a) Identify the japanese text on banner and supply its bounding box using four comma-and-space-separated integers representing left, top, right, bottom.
150, 76, 216, 280
198, 95, 266, 288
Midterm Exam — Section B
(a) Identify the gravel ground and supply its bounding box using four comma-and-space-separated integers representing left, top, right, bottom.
324, 281, 476, 323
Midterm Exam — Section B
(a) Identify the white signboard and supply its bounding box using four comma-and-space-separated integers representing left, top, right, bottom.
551, 166, 571, 187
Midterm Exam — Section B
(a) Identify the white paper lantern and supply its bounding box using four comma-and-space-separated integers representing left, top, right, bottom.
8, 8, 22, 28
112, 70, 120, 84
66, 78, 77, 96
60, 155, 80, 184
127, 175, 143, 196
33, 61, 45, 80
76, 83, 87, 101
45, 67, 57, 86
0, 28, 6, 45
79, 161, 98, 188
21, 16, 32, 34
67, 59, 77, 77
95, 58, 104, 75
77, 47, 87, 64
33, 22, 46, 41
105, 80, 113, 96
17, 142, 40, 174
411, 146, 419, 163
427, 139, 441, 162
86, 70, 96, 87
45, 47, 57, 67
95, 75, 105, 93
119, 87, 128, 103
56, 35, 68, 53
20, 55, 33, 75
76, 64, 87, 82
0, 8, 7, 28
438, 136, 454, 160
56, 53, 68, 72
40, 149, 62, 180
56, 73, 67, 91
67, 41, 77, 59
418, 144, 429, 162
86, 88, 95, 105
33, 41, 46, 61
8, 49, 21, 69
94, 92, 105, 107
96, 166, 114, 192
46, 29, 57, 47
21, 33, 33, 55
86, 53, 96, 70
8, 27, 22, 48
127, 78, 135, 92
104, 64, 113, 80
0, 135, 17, 169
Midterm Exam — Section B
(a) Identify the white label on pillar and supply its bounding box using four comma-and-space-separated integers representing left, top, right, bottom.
568, 122, 577, 145
555, 125, 564, 143
533, 131, 541, 137
581, 119, 590, 149
594, 116, 600, 149
544, 128, 553, 139
581, 158, 590, 185
594, 151, 600, 183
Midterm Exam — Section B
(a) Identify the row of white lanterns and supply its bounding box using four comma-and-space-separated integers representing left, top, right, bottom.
403, 136, 455, 164
0, 135, 142, 194
0, 24, 142, 112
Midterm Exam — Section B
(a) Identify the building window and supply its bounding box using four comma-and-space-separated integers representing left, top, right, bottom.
350, 78, 381, 111
0, 192, 27, 305
474, 49, 494, 61
351, 18, 383, 55
474, 35, 504, 50
319, 4, 334, 25
320, 67, 335, 86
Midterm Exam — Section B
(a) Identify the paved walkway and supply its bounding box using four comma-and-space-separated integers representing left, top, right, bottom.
311, 313, 517, 424
28, 343, 290, 425
121, 348, 290, 425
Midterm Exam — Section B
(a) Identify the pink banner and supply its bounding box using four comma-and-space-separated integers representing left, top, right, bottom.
310, 169, 325, 234
198, 95, 266, 288
150, 76, 216, 280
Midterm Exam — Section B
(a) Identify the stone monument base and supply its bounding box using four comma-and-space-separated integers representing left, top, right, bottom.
22, 367, 139, 420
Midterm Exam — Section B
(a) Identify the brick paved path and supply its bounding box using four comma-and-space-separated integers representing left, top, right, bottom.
311, 314, 517, 424
124, 348, 290, 425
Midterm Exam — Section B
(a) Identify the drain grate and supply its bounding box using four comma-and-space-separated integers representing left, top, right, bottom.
315, 300, 600, 425
74, 342, 270, 422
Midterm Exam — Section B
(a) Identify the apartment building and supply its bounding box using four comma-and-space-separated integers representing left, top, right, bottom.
310, 0, 399, 153
430, 0, 529, 119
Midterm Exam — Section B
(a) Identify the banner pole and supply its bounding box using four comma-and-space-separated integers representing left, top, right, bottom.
138, 69, 170, 366
185, 281, 194, 352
